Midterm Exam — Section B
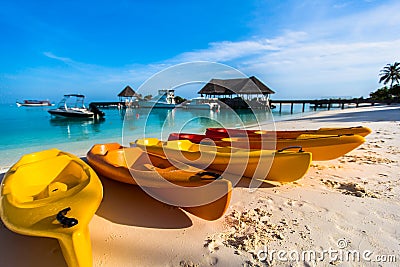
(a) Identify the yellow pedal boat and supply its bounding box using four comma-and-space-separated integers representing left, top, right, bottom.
0, 149, 103, 267
134, 138, 312, 183
87, 143, 232, 221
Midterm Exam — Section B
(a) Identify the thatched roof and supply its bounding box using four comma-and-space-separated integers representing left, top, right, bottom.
118, 85, 136, 97
198, 76, 275, 95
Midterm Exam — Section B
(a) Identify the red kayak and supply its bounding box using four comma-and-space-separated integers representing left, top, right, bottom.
205, 126, 371, 139
168, 133, 223, 143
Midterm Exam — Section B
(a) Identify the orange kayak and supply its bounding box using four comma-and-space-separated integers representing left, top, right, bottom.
87, 143, 232, 221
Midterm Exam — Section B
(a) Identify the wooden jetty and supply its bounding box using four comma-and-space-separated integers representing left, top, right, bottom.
90, 101, 139, 108
270, 99, 395, 114
90, 98, 396, 113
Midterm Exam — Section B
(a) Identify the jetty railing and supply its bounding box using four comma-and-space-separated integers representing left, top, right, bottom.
270, 99, 396, 114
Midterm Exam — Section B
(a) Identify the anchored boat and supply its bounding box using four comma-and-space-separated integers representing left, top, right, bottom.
16, 100, 53, 107
176, 97, 220, 110
48, 94, 105, 119
138, 89, 176, 109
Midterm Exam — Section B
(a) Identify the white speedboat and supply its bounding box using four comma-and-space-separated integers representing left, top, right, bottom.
48, 94, 105, 118
138, 89, 176, 109
177, 97, 220, 110
16, 100, 53, 107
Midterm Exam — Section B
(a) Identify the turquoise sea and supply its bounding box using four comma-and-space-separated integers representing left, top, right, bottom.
0, 103, 314, 170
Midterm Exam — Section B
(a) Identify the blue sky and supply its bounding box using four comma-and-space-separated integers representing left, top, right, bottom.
0, 0, 399, 103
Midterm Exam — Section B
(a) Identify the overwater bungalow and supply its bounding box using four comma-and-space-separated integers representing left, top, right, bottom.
198, 76, 275, 109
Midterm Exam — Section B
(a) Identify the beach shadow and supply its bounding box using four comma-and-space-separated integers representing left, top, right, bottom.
234, 177, 277, 188
0, 225, 68, 267
96, 176, 193, 229
284, 105, 400, 123
0, 172, 68, 266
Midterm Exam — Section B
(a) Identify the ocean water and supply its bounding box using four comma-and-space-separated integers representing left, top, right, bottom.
0, 103, 315, 170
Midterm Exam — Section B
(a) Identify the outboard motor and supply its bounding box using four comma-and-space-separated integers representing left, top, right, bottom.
89, 103, 105, 119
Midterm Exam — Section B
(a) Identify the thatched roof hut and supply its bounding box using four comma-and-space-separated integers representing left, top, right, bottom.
198, 76, 275, 97
118, 85, 137, 101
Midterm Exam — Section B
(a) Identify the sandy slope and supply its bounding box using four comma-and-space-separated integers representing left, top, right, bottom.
0, 105, 399, 266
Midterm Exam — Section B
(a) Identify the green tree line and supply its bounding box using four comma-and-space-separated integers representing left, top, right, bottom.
370, 62, 400, 100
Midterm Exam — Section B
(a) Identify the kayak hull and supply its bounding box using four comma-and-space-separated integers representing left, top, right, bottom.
169, 132, 365, 161
134, 138, 312, 183
87, 143, 232, 221
206, 126, 372, 138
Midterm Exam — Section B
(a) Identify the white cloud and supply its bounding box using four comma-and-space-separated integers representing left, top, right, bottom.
168, 34, 399, 97
241, 39, 399, 97
43, 52, 72, 63
3, 1, 400, 102
167, 2, 400, 98
175, 31, 308, 63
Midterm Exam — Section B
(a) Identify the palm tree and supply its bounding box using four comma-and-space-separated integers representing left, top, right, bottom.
379, 62, 400, 89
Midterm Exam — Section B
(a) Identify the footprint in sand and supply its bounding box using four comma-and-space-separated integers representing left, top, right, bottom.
205, 255, 218, 266
339, 155, 396, 165
320, 179, 378, 198
204, 239, 219, 253
178, 260, 199, 267
285, 199, 304, 208
209, 209, 288, 254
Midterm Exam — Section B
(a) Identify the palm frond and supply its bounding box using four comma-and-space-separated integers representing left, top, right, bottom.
378, 62, 400, 87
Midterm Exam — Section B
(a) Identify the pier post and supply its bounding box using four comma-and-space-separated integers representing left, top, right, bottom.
290, 103, 294, 114
341, 102, 345, 109
279, 103, 282, 113
302, 102, 305, 112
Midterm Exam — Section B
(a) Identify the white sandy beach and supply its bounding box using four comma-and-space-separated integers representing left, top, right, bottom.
1, 104, 399, 266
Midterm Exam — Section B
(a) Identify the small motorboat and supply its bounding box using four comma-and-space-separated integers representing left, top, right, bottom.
168, 132, 366, 161
87, 143, 232, 220
16, 100, 53, 107
176, 97, 220, 110
205, 126, 372, 138
48, 94, 105, 119
138, 89, 176, 109
0, 149, 103, 267
134, 138, 312, 183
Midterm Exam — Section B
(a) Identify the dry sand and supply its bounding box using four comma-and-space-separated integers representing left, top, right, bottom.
1, 104, 399, 266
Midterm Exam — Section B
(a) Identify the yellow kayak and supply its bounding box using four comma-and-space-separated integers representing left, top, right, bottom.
87, 143, 232, 221
134, 138, 312, 183
169, 132, 365, 161
0, 149, 103, 267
